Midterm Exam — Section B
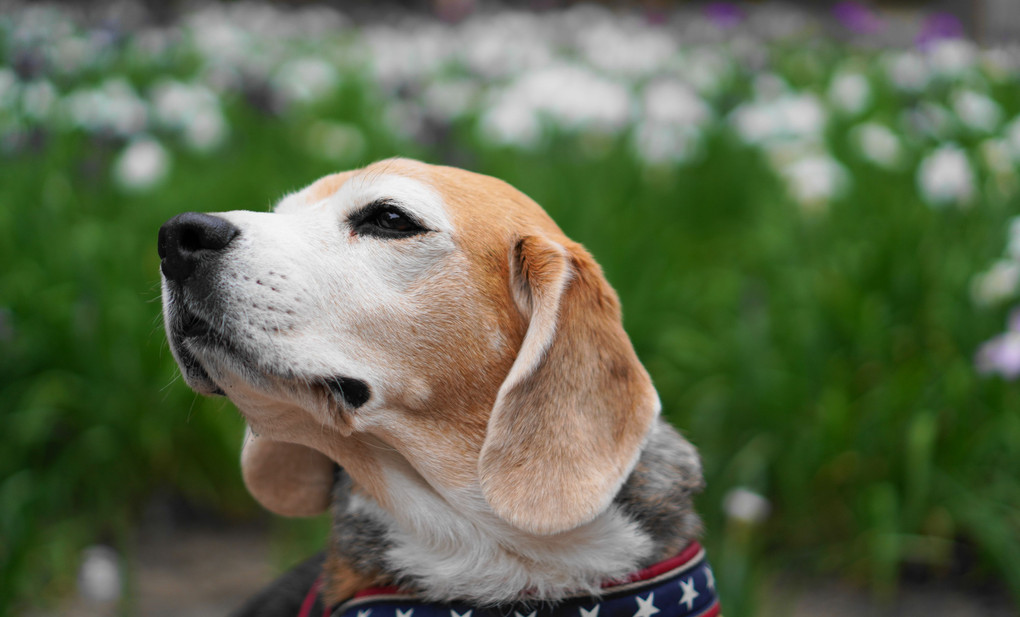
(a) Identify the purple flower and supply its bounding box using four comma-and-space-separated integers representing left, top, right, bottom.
704, 2, 744, 30
976, 310, 1020, 379
916, 12, 965, 48
832, 2, 884, 35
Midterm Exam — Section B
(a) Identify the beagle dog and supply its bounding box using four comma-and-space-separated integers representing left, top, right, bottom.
158, 159, 711, 616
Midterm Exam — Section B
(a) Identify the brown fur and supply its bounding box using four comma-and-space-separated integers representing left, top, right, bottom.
478, 235, 659, 535
227, 159, 700, 603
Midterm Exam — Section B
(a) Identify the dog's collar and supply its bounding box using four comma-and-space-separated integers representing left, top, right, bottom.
306, 542, 718, 617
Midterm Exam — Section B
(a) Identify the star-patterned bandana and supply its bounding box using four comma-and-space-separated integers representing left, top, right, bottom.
314, 542, 719, 617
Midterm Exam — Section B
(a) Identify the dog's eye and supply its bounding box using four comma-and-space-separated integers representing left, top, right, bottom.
352, 202, 428, 239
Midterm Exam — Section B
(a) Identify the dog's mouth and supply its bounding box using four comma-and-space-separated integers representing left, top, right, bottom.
167, 297, 372, 411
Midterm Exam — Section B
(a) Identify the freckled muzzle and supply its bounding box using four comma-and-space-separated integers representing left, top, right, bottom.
158, 211, 374, 411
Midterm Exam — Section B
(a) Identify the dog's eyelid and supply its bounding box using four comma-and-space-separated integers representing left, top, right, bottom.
349, 199, 432, 238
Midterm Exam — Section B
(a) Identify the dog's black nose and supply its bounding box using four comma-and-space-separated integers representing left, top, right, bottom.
158, 212, 240, 283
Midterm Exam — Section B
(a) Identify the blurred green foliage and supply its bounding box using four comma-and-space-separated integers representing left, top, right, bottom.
2, 5, 1020, 616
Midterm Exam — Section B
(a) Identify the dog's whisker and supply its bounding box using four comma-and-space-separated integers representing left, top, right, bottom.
184, 392, 200, 424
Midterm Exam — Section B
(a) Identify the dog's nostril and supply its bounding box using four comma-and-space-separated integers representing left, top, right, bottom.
178, 225, 203, 253
158, 212, 240, 283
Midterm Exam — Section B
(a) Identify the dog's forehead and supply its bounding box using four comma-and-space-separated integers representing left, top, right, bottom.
427, 163, 565, 238
280, 159, 565, 242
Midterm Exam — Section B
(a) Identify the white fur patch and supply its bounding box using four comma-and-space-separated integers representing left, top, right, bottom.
370, 462, 654, 604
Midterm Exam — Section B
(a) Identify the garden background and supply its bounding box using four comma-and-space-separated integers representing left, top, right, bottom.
2, 1, 1020, 615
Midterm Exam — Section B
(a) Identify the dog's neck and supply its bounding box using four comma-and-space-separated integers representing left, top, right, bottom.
322, 419, 704, 606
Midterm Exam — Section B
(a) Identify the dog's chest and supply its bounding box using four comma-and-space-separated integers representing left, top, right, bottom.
338, 469, 658, 605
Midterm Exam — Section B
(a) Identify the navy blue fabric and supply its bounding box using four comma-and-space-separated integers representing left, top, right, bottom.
330, 550, 718, 617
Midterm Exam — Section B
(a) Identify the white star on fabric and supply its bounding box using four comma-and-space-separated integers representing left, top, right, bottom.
451, 610, 472, 617
357, 610, 372, 617
515, 611, 537, 617
704, 566, 715, 591
397, 610, 415, 617
678, 577, 699, 611
632, 593, 660, 617
579, 605, 601, 617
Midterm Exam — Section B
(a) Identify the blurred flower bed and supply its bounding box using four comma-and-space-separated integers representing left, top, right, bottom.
2, 2, 1019, 614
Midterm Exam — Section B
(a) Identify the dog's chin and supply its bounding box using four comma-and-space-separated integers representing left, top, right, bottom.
166, 302, 227, 396
170, 333, 226, 397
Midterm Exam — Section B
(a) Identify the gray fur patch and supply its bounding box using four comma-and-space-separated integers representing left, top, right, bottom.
329, 469, 394, 577
613, 419, 705, 564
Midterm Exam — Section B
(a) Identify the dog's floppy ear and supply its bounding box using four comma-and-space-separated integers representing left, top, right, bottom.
478, 235, 660, 536
240, 426, 335, 517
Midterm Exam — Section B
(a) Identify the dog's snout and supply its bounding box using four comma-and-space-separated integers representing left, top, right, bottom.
158, 212, 240, 283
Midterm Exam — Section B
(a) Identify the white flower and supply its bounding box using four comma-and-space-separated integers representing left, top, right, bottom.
681, 48, 733, 97
883, 51, 929, 93
926, 39, 978, 79
479, 99, 542, 149
631, 121, 702, 165
52, 34, 106, 75
272, 57, 340, 106
976, 330, 1020, 379
971, 259, 1020, 306
952, 90, 1003, 134
723, 487, 771, 524
752, 73, 789, 101
458, 12, 553, 80
916, 144, 974, 207
641, 80, 712, 128
421, 78, 478, 121
187, 12, 252, 66
485, 63, 632, 137
63, 79, 149, 137
827, 71, 871, 116
78, 545, 121, 603
113, 137, 170, 192
730, 93, 826, 146
20, 79, 57, 121
575, 17, 676, 77
131, 27, 179, 65
365, 24, 454, 92
780, 154, 849, 211
151, 79, 215, 128
730, 102, 777, 145
182, 107, 228, 152
778, 95, 826, 135
150, 79, 228, 152
851, 122, 903, 169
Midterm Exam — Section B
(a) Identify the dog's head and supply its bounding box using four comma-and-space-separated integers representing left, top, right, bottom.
159, 158, 659, 536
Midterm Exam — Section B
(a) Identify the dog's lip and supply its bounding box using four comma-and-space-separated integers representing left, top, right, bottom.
169, 301, 369, 408
169, 303, 226, 396
179, 308, 213, 339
